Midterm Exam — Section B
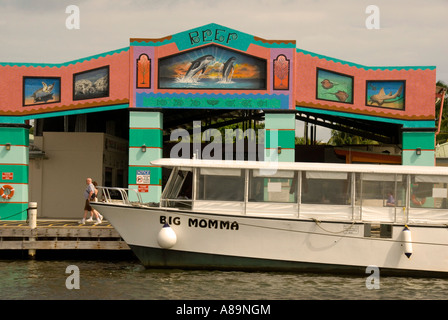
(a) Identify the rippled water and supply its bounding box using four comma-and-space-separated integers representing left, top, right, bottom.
1, 254, 447, 300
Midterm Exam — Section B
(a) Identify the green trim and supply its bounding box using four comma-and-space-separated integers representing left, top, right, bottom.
0, 104, 129, 123
0, 127, 29, 145
0, 47, 129, 68
402, 131, 435, 150
141, 95, 283, 110
129, 128, 162, 148
297, 48, 435, 71
265, 130, 295, 149
128, 166, 162, 185
296, 106, 435, 128
0, 164, 28, 184
131, 23, 295, 51
0, 202, 28, 220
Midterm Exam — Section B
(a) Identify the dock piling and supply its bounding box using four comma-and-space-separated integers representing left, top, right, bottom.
28, 202, 37, 258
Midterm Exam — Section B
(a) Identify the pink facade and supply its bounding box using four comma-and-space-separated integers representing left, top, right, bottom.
0, 48, 129, 117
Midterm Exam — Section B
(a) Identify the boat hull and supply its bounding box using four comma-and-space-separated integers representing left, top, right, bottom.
92, 202, 448, 277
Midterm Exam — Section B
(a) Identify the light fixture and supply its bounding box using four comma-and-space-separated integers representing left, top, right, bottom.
416, 148, 421, 155
5, 143, 11, 151
277, 147, 282, 155
141, 145, 147, 152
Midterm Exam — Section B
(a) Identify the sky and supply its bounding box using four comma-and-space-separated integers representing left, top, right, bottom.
0, 0, 446, 142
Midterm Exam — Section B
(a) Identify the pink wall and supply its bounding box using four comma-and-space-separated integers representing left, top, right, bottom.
295, 51, 436, 121
0, 50, 129, 116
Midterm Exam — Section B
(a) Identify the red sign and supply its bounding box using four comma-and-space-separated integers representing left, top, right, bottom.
2, 172, 13, 180
138, 185, 149, 193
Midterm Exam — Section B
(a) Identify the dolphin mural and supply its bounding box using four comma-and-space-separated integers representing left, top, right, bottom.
183, 55, 215, 81
222, 57, 236, 82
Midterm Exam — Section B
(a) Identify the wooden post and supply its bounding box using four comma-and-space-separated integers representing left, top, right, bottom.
28, 202, 37, 258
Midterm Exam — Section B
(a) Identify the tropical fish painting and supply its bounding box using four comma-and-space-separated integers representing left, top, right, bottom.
23, 77, 61, 106
158, 45, 267, 90
366, 80, 405, 110
316, 68, 353, 104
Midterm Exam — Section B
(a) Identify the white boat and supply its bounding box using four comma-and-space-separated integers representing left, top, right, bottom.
91, 159, 448, 277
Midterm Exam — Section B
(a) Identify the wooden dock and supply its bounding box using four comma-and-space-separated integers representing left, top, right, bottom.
0, 219, 130, 253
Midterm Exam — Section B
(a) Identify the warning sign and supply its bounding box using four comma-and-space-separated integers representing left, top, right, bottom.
138, 185, 149, 193
136, 170, 151, 184
2, 172, 13, 180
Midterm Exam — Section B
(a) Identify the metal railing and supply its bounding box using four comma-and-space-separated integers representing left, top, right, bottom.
96, 186, 143, 206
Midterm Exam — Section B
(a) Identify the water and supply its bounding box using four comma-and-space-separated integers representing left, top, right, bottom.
1, 253, 447, 300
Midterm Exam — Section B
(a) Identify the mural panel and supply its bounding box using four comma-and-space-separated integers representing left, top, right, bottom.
136, 54, 151, 89
316, 68, 353, 104
73, 66, 109, 100
273, 54, 290, 90
23, 77, 61, 106
158, 45, 267, 90
366, 80, 405, 110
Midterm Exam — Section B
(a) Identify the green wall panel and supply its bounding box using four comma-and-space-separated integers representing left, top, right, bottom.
129, 129, 162, 148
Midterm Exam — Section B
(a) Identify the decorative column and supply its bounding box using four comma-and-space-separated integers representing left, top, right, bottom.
401, 128, 435, 166
128, 111, 163, 203
0, 123, 31, 220
264, 112, 296, 162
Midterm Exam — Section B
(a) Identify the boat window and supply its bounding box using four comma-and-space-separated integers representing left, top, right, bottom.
197, 168, 244, 201
359, 173, 405, 208
301, 171, 351, 205
161, 168, 193, 208
249, 170, 297, 203
410, 175, 448, 209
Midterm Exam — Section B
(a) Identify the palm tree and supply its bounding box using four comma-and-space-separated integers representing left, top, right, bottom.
328, 129, 378, 146
436, 80, 448, 144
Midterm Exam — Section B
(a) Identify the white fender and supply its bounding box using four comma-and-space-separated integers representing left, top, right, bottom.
402, 226, 413, 259
157, 223, 177, 249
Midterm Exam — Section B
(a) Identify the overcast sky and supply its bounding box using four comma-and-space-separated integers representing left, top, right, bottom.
0, 0, 446, 141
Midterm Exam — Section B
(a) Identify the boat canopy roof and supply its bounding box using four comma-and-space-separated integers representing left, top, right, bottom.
151, 158, 448, 176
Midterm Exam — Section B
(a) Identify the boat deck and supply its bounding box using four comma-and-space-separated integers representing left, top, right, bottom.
0, 219, 130, 252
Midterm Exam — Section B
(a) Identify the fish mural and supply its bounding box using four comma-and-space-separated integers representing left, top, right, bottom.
316, 69, 353, 104
366, 81, 405, 109
23, 77, 61, 106
324, 90, 349, 102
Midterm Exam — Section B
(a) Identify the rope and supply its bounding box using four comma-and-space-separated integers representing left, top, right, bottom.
312, 218, 356, 234
0, 208, 28, 220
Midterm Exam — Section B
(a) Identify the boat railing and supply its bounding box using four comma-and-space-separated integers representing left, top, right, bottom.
96, 186, 144, 206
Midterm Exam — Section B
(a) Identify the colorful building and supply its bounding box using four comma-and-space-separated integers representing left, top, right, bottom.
0, 24, 437, 219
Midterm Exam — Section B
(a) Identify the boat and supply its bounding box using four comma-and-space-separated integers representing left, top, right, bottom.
91, 158, 448, 277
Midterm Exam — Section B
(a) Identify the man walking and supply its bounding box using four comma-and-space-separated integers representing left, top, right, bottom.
79, 177, 101, 225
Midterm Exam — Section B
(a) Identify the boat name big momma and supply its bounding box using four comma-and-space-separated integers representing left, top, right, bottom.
160, 215, 239, 231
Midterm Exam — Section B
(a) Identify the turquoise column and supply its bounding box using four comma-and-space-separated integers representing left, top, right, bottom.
129, 111, 163, 203
264, 112, 296, 162
0, 123, 30, 220
402, 129, 435, 166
